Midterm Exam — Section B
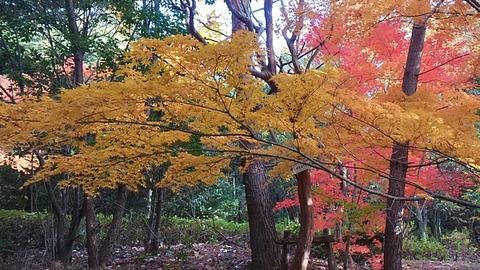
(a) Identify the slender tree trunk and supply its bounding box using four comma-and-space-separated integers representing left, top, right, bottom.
344, 234, 351, 270
145, 187, 164, 253
150, 187, 164, 252
85, 196, 99, 269
143, 165, 167, 253
418, 214, 427, 242
413, 201, 427, 241
35, 150, 84, 263
383, 22, 426, 270
24, 185, 38, 213
235, 171, 244, 223
84, 186, 129, 269
145, 186, 156, 251
55, 211, 67, 258
384, 142, 408, 270
73, 52, 84, 86
65, 0, 84, 87
401, 24, 427, 96
58, 187, 84, 262
98, 185, 129, 266
429, 206, 439, 240
55, 189, 68, 261
244, 158, 279, 270
292, 169, 314, 270
142, 0, 149, 32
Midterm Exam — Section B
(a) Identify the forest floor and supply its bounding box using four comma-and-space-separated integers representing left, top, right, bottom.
2, 243, 480, 269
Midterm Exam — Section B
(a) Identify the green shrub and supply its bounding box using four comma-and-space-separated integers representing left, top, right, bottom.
442, 230, 478, 261
275, 218, 300, 234
159, 216, 249, 246
0, 209, 51, 252
95, 215, 251, 248
0, 210, 265, 254
403, 238, 448, 260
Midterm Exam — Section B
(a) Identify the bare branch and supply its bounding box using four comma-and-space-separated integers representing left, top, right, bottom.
176, 0, 207, 45
264, 0, 276, 76
280, 0, 305, 74
418, 53, 469, 75
465, 0, 480, 12
0, 84, 16, 104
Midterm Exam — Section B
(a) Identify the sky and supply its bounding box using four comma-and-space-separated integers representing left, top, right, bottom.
196, 1, 231, 36
195, 1, 284, 44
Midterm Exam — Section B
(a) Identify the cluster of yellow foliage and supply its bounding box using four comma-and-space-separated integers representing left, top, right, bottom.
0, 2, 479, 196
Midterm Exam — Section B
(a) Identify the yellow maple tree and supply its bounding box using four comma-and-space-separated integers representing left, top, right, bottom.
0, 26, 478, 195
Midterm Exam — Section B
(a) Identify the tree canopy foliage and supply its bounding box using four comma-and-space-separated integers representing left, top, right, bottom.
1, 17, 479, 196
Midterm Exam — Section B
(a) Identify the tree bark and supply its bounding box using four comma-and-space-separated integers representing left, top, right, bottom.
383, 22, 427, 270
412, 201, 427, 241
145, 187, 165, 253
228, 4, 279, 269
56, 187, 84, 262
65, 0, 84, 86
384, 142, 408, 270
401, 23, 427, 96
34, 150, 84, 263
98, 184, 129, 267
151, 187, 164, 252
85, 196, 99, 269
24, 185, 37, 213
145, 186, 156, 251
244, 158, 280, 270
72, 52, 84, 86
292, 169, 314, 270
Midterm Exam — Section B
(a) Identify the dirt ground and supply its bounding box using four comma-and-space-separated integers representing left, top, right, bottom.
2, 243, 480, 269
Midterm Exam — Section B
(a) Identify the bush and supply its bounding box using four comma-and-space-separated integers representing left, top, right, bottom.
0, 166, 26, 210
403, 238, 448, 260
91, 215, 251, 248
442, 230, 478, 261
0, 209, 51, 252
159, 216, 249, 246
0, 210, 251, 254
275, 218, 300, 234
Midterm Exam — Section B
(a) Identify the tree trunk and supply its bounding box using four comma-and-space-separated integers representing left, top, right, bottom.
384, 142, 408, 270
59, 188, 84, 262
244, 158, 280, 270
65, 0, 84, 87
98, 185, 129, 266
145, 186, 156, 251
55, 211, 67, 259
413, 201, 427, 241
401, 23, 427, 96
384, 22, 426, 270
34, 151, 84, 263
73, 52, 84, 86
145, 186, 165, 253
343, 234, 351, 270
24, 185, 37, 213
292, 169, 314, 270
228, 5, 279, 268
85, 196, 99, 269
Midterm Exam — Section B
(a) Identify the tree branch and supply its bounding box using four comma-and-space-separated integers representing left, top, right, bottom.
465, 0, 480, 12
0, 83, 16, 104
